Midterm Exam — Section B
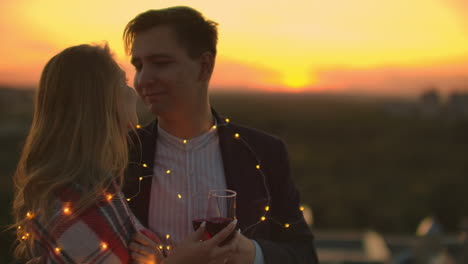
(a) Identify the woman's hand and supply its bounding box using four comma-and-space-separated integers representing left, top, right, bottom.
130, 230, 165, 264
163, 219, 238, 264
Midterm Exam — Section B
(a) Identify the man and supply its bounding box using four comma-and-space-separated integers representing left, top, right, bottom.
123, 6, 318, 264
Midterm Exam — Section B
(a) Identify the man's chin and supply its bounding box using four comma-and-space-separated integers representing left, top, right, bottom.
148, 103, 168, 117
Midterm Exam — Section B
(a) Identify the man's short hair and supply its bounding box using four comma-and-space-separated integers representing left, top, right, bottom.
123, 6, 218, 59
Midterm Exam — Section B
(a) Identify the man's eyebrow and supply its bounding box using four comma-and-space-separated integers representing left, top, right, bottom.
147, 54, 173, 60
131, 54, 173, 65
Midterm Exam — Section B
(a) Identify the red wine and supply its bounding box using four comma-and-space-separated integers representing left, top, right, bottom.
192, 217, 237, 245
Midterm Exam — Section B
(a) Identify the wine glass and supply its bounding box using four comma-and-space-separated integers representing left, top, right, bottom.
206, 189, 237, 245
191, 189, 237, 244
191, 191, 210, 240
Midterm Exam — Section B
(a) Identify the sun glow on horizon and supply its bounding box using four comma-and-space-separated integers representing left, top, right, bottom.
1, 0, 468, 94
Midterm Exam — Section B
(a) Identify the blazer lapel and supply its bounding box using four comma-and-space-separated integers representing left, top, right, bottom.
214, 110, 269, 232
127, 121, 158, 227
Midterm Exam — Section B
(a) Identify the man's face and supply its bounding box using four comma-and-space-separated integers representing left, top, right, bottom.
131, 25, 204, 116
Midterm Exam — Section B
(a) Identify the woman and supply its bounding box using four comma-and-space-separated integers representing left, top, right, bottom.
12, 44, 236, 264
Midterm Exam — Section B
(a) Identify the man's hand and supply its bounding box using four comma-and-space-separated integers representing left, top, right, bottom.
227, 231, 256, 264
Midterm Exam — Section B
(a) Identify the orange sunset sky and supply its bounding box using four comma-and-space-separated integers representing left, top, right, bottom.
1, 0, 468, 96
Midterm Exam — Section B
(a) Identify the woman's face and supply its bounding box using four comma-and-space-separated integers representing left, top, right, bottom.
122, 84, 139, 130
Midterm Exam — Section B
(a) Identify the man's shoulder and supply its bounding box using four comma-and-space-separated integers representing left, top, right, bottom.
225, 122, 284, 147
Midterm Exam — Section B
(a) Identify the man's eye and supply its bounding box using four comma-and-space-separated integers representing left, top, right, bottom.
153, 61, 170, 66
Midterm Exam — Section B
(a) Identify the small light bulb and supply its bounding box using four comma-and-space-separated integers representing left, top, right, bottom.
166, 170, 171, 174
21, 235, 27, 240
26, 212, 34, 219
285, 223, 290, 228
166, 245, 171, 250
212, 125, 217, 129
166, 234, 170, 239
299, 206, 305, 211
234, 133, 240, 139
63, 206, 71, 215
225, 118, 230, 123
256, 164, 261, 169
265, 206, 270, 211
106, 194, 113, 201
136, 124, 142, 129
126, 198, 131, 202
261, 216, 266, 221
139, 177, 143, 181
177, 194, 182, 199
55, 247, 61, 253
142, 163, 148, 168
158, 245, 163, 250
101, 242, 108, 250
183, 139, 187, 144
17, 226, 21, 230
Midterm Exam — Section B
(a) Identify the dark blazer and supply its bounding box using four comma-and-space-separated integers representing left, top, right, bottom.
123, 110, 319, 264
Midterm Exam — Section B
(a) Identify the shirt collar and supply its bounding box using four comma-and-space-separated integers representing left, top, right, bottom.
157, 119, 218, 151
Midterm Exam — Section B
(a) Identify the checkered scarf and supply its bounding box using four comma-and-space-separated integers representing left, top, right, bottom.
29, 186, 144, 264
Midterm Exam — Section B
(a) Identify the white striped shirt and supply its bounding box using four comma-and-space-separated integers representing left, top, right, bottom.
148, 124, 227, 244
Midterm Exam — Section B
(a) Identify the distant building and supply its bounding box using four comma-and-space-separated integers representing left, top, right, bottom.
447, 92, 468, 120
419, 88, 441, 119
0, 87, 34, 114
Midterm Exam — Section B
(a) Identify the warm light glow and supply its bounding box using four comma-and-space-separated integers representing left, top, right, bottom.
136, 124, 141, 129
166, 245, 171, 250
183, 139, 187, 144
177, 194, 182, 199
166, 170, 171, 174
285, 223, 290, 228
158, 245, 163, 250
126, 198, 131, 202
234, 133, 240, 139
17, 226, 21, 230
142, 163, 148, 168
282, 72, 312, 90
63, 206, 71, 215
166, 234, 170, 239
261, 216, 266, 221
21, 233, 31, 240
26, 212, 34, 219
256, 164, 261, 170
300, 206, 305, 211
265, 206, 270, 211
1, 0, 468, 94
101, 242, 108, 250
225, 118, 230, 123
106, 194, 113, 201
55, 247, 61, 253
212, 125, 217, 129
139, 177, 143, 181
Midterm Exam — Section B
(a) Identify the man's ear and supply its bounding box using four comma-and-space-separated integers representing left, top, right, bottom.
198, 52, 215, 81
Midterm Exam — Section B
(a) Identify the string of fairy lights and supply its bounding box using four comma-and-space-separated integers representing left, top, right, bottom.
17, 117, 308, 256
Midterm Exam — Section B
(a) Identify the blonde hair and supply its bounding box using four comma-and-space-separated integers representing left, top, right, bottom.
12, 44, 129, 259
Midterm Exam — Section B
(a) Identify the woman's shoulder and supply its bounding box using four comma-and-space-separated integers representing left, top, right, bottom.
31, 186, 136, 263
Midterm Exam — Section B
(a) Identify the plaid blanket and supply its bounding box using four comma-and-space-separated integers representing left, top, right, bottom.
29, 186, 147, 264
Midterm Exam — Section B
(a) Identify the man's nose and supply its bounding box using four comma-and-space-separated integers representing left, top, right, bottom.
135, 68, 156, 96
